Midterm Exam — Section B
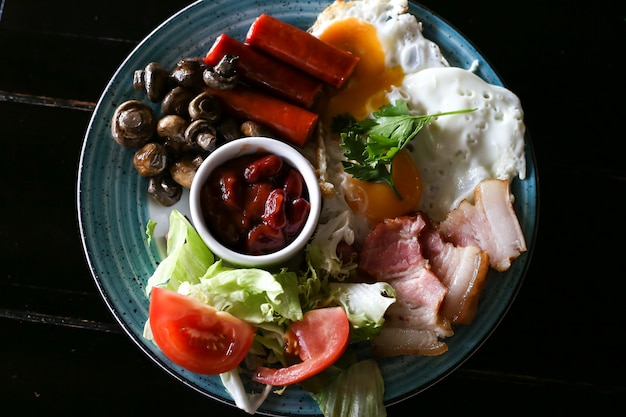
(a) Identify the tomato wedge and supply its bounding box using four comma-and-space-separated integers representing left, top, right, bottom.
149, 287, 255, 375
252, 306, 350, 386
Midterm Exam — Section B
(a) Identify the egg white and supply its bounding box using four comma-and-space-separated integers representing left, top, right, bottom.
389, 67, 526, 221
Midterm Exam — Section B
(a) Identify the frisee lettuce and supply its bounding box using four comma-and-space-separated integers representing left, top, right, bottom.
306, 211, 358, 281
330, 282, 396, 343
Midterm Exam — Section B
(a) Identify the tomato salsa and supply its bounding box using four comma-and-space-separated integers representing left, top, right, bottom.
199, 153, 311, 255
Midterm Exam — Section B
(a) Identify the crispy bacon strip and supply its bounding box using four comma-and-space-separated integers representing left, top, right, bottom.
359, 215, 452, 357
439, 179, 527, 272
421, 224, 489, 324
358, 180, 527, 356
358, 214, 427, 280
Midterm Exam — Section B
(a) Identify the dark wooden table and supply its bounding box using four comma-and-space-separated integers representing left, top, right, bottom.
1, 0, 624, 415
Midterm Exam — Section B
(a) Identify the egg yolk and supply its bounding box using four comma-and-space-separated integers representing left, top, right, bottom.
344, 149, 422, 224
318, 17, 404, 123
318, 18, 421, 224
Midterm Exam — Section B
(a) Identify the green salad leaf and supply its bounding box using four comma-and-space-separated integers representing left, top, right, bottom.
145, 210, 214, 295
179, 261, 303, 324
313, 359, 387, 417
330, 282, 396, 343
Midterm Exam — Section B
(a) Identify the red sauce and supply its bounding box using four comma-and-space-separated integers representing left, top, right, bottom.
200, 153, 311, 255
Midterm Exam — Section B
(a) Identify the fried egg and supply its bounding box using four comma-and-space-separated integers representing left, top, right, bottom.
391, 67, 526, 221
311, 0, 448, 123
308, 0, 525, 242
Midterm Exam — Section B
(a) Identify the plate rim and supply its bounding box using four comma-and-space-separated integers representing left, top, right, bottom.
76, 0, 539, 414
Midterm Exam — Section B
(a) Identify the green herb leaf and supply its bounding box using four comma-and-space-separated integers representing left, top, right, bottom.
334, 100, 476, 199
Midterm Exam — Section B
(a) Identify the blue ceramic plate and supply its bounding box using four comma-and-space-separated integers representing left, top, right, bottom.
77, 1, 537, 415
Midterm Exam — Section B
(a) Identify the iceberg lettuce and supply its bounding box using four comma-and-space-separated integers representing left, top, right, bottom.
314, 359, 386, 417
178, 262, 303, 325
145, 210, 214, 295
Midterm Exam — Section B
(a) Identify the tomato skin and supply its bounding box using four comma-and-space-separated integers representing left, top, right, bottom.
252, 306, 350, 386
149, 287, 255, 375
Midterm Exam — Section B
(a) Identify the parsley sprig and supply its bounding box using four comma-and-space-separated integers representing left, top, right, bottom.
332, 100, 476, 199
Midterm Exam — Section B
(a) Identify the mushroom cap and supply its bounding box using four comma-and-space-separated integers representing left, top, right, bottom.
143, 62, 170, 103
147, 173, 183, 207
111, 100, 156, 148
188, 91, 222, 122
133, 142, 169, 177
